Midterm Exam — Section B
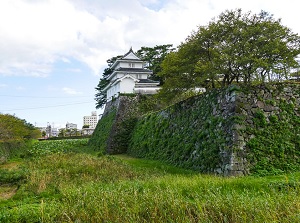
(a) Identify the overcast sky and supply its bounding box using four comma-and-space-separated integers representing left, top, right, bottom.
0, 0, 299, 129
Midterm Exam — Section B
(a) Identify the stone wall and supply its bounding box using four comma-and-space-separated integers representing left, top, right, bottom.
91, 83, 300, 175
89, 95, 140, 154
128, 86, 242, 175
233, 84, 300, 175
106, 95, 140, 154
128, 83, 300, 176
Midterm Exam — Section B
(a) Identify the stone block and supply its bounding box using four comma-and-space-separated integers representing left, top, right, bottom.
257, 101, 264, 109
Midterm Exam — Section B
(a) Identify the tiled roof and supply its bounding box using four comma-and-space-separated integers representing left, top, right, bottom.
138, 79, 160, 84
122, 47, 139, 59
122, 47, 135, 59
115, 68, 152, 72
119, 58, 141, 61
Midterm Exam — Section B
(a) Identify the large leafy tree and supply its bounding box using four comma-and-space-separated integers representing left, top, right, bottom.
158, 9, 300, 102
136, 44, 175, 81
95, 56, 122, 109
0, 114, 40, 141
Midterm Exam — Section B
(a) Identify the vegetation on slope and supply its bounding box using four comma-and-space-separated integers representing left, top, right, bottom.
1, 139, 300, 222
88, 109, 116, 154
245, 85, 300, 175
0, 114, 41, 162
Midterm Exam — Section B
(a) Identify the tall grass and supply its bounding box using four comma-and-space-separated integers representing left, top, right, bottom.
0, 142, 300, 222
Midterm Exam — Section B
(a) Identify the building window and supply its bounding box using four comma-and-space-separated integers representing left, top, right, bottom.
129, 63, 135, 68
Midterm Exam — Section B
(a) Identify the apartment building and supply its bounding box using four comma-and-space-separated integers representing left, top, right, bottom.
83, 111, 98, 129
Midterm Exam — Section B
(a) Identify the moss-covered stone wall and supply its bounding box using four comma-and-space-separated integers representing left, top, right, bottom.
88, 108, 116, 153
90, 83, 300, 176
128, 87, 241, 175
89, 95, 139, 154
128, 83, 300, 176
237, 84, 300, 175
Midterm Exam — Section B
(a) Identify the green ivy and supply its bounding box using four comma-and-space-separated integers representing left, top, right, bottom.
129, 84, 300, 175
110, 117, 138, 154
128, 90, 228, 173
247, 98, 300, 175
88, 109, 116, 154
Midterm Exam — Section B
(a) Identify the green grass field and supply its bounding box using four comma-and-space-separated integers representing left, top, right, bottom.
0, 139, 300, 222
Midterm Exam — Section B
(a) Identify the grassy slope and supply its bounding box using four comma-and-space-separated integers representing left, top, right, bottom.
0, 141, 300, 222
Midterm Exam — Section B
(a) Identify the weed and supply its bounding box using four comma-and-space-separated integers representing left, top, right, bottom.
0, 152, 299, 222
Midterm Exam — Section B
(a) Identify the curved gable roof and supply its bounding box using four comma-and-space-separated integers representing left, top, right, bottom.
122, 47, 140, 60
111, 47, 141, 69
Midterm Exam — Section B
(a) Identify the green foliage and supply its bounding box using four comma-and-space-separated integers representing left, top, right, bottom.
95, 56, 122, 109
1, 151, 300, 222
128, 90, 228, 173
21, 154, 141, 194
45, 135, 90, 140
58, 128, 66, 137
0, 141, 25, 163
136, 44, 175, 82
0, 114, 41, 161
0, 114, 40, 141
82, 124, 90, 129
112, 117, 138, 154
137, 94, 163, 114
27, 139, 90, 157
129, 84, 300, 176
157, 49, 203, 104
158, 9, 300, 103
88, 109, 116, 153
253, 110, 268, 127
0, 168, 26, 185
247, 100, 300, 175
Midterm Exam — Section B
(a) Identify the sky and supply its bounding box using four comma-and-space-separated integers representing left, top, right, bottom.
0, 0, 299, 129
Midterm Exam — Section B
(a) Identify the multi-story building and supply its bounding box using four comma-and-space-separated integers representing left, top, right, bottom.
83, 111, 98, 129
104, 48, 160, 102
51, 128, 58, 137
66, 122, 77, 130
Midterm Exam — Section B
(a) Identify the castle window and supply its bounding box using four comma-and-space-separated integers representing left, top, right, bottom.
129, 63, 135, 68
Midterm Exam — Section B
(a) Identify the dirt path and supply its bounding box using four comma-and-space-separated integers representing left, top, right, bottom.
0, 186, 18, 200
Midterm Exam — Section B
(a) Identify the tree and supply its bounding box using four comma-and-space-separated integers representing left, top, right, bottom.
0, 114, 40, 141
71, 128, 77, 136
66, 128, 71, 137
58, 128, 66, 137
157, 38, 209, 103
136, 44, 175, 81
95, 56, 122, 109
158, 9, 300, 102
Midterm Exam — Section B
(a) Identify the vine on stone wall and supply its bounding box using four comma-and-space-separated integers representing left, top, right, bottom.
129, 83, 300, 176
128, 91, 228, 173
91, 83, 300, 176
88, 109, 116, 154
246, 99, 300, 175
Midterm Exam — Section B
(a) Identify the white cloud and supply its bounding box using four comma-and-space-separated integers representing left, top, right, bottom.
0, 0, 102, 76
0, 84, 8, 88
62, 87, 82, 95
61, 58, 71, 63
0, 0, 299, 78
